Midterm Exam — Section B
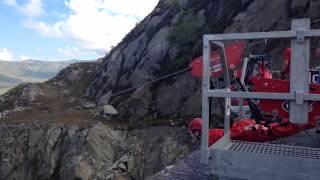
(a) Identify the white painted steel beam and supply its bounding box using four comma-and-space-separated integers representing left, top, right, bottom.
208, 90, 295, 100
204, 29, 320, 41
200, 35, 210, 164
290, 19, 310, 124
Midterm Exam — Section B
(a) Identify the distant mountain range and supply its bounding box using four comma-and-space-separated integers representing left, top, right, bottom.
0, 60, 77, 94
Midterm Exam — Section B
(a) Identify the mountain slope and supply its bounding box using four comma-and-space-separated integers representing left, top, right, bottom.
0, 60, 77, 94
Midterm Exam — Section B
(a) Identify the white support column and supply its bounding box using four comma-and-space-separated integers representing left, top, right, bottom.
215, 41, 231, 135
201, 36, 210, 164
224, 89, 231, 135
239, 57, 249, 119
290, 19, 310, 124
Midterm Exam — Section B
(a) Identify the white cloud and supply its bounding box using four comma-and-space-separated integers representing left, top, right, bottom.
23, 20, 63, 38
18, 0, 44, 17
23, 0, 159, 53
0, 48, 14, 61
4, 0, 158, 59
3, 0, 44, 17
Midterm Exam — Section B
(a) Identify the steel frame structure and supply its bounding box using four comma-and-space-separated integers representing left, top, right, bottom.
201, 19, 320, 179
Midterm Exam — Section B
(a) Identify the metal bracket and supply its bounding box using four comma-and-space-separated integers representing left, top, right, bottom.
212, 41, 224, 48
295, 90, 304, 105
296, 28, 305, 44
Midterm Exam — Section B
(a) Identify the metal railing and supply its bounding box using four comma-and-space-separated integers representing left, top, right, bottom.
201, 19, 320, 163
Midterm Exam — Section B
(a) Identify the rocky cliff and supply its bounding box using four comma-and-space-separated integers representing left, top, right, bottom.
0, 61, 194, 180
1, 0, 320, 179
87, 0, 320, 123
0, 123, 192, 180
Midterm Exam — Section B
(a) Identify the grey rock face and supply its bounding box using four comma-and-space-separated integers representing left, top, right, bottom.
149, 151, 213, 180
0, 123, 192, 180
81, 101, 96, 109
17, 84, 43, 109
0, 124, 88, 180
51, 62, 97, 90
0, 83, 43, 114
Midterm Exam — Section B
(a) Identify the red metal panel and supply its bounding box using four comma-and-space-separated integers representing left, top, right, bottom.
190, 41, 245, 78
249, 77, 320, 124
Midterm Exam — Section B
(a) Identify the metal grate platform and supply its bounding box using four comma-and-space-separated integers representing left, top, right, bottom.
229, 141, 320, 159
210, 137, 320, 180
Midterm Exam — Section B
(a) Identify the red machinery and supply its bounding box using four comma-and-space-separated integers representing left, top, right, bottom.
188, 42, 320, 145
190, 41, 245, 78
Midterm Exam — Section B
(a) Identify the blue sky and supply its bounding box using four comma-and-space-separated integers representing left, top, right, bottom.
0, 0, 158, 61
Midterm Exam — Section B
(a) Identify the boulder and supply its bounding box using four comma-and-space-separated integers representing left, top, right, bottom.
100, 105, 119, 117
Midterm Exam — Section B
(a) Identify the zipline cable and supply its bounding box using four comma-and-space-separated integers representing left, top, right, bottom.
111, 67, 192, 98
